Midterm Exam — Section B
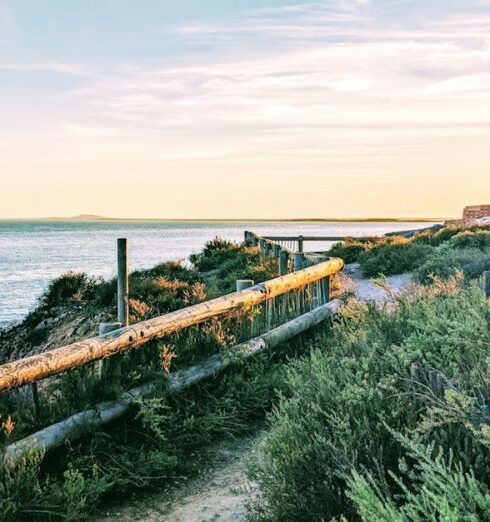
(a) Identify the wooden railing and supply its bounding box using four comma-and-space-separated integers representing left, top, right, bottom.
0, 258, 343, 393
245, 231, 344, 255
0, 250, 344, 462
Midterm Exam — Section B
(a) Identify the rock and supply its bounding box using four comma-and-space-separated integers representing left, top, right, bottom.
34, 318, 54, 331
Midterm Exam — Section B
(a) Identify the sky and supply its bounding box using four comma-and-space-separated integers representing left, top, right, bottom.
0, 0, 489, 219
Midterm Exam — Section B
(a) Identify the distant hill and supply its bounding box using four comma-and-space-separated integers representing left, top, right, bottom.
42, 215, 113, 221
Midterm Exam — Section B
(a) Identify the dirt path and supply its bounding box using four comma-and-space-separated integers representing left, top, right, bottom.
97, 268, 412, 521
344, 263, 412, 304
97, 436, 257, 522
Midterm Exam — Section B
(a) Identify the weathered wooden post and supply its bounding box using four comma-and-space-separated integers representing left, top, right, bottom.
294, 252, 305, 272
297, 235, 304, 253
117, 238, 129, 327
31, 382, 40, 418
484, 271, 490, 298
279, 250, 289, 276
272, 244, 281, 258
259, 239, 267, 256
236, 279, 254, 291
314, 255, 330, 305
101, 239, 129, 382
244, 231, 252, 245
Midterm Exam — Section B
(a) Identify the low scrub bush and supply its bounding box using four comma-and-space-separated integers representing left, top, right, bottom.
94, 260, 201, 315
326, 224, 490, 278
449, 229, 490, 250
326, 237, 379, 264
359, 241, 433, 277
248, 277, 490, 520
40, 272, 99, 308
347, 432, 490, 521
191, 238, 277, 295
190, 237, 241, 271
414, 247, 490, 284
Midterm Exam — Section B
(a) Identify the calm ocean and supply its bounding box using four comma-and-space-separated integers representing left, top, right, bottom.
0, 220, 432, 326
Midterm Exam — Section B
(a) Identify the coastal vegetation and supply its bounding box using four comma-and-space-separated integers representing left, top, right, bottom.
326, 224, 490, 279
0, 238, 308, 521
248, 225, 490, 521
0, 225, 489, 520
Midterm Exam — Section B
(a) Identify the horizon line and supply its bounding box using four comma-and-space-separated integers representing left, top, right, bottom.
0, 214, 448, 223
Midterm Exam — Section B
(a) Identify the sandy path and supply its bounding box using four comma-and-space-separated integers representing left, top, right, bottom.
97, 267, 412, 521
96, 436, 256, 522
344, 263, 412, 304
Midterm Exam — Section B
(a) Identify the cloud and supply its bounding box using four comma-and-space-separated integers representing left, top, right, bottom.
4, 0, 490, 174
0, 61, 90, 76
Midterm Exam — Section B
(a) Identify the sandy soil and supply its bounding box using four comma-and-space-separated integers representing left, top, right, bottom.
344, 263, 412, 304
96, 436, 257, 522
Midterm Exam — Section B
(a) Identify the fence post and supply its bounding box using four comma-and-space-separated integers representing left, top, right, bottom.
236, 279, 254, 292
294, 252, 305, 271
314, 255, 330, 305
272, 244, 281, 258
298, 235, 304, 253
484, 271, 490, 298
279, 250, 289, 276
31, 383, 40, 418
117, 238, 129, 327
259, 239, 267, 256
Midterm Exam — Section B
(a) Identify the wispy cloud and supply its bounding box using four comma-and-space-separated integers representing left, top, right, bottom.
0, 61, 90, 76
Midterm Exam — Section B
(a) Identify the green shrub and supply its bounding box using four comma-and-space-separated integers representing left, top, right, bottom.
40, 272, 99, 308
347, 432, 490, 521
415, 247, 490, 283
95, 260, 200, 309
190, 237, 241, 271
0, 450, 107, 521
359, 241, 433, 277
190, 238, 277, 294
326, 237, 379, 264
248, 279, 490, 521
449, 230, 490, 250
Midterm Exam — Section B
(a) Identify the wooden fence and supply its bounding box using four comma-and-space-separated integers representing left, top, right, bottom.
0, 237, 344, 462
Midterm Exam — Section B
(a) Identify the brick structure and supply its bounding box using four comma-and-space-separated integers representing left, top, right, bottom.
463, 205, 490, 222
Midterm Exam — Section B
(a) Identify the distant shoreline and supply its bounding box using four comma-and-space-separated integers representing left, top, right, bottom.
0, 215, 445, 223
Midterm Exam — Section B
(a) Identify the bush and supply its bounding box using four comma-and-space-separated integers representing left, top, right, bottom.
94, 260, 203, 317
248, 278, 490, 521
347, 432, 490, 521
326, 237, 379, 264
190, 237, 241, 271
359, 241, 433, 277
449, 230, 490, 250
415, 247, 490, 283
40, 272, 99, 308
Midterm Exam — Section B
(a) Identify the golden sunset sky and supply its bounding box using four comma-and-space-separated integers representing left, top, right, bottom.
1, 0, 489, 219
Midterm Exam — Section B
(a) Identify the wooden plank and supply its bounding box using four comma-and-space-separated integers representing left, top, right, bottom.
0, 258, 344, 392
